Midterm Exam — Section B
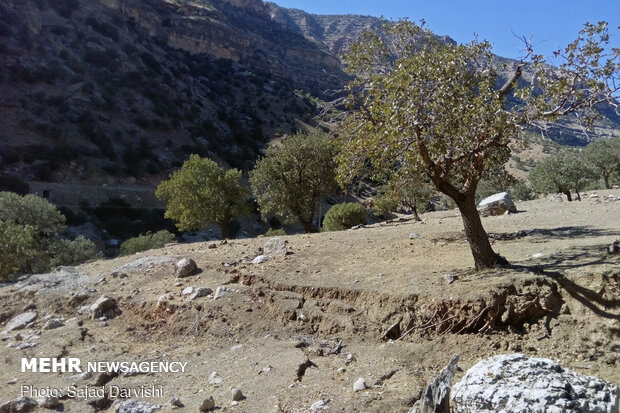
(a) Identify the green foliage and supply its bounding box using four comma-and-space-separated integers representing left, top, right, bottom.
584, 137, 620, 188
529, 150, 595, 199
0, 192, 96, 281
372, 194, 399, 219
265, 228, 286, 237
156, 155, 250, 238
49, 236, 98, 267
337, 19, 618, 269
119, 230, 176, 256
250, 132, 337, 233
322, 203, 367, 232
0, 192, 66, 236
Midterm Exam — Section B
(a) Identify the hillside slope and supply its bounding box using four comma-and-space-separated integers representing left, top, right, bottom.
0, 192, 618, 411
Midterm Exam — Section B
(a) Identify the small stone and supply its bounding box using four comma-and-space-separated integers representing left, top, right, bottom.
441, 273, 458, 285
37, 395, 59, 409
199, 396, 215, 411
337, 367, 346, 373
252, 255, 268, 264
4, 311, 37, 331
43, 319, 64, 330
231, 388, 243, 401
353, 377, 367, 391
409, 232, 423, 239
181, 287, 194, 296
208, 243, 217, 249
168, 396, 184, 408
214, 286, 239, 300
230, 344, 243, 351
189, 287, 213, 300
174, 258, 198, 277
607, 240, 619, 255
309, 400, 329, 411
531, 252, 545, 259
208, 372, 222, 386
345, 353, 355, 364
114, 399, 160, 413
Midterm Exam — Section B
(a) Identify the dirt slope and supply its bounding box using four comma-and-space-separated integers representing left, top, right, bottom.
0, 191, 619, 412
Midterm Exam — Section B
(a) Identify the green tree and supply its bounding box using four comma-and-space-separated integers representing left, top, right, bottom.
0, 192, 97, 281
584, 137, 620, 189
529, 150, 594, 201
250, 132, 338, 233
336, 20, 619, 270
156, 155, 250, 239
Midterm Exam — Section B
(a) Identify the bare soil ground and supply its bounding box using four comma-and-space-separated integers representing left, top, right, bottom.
1, 191, 619, 412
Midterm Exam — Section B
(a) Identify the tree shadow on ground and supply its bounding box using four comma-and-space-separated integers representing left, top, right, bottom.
508, 244, 620, 321
489, 226, 620, 242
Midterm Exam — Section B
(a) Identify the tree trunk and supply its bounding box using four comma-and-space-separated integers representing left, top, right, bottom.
603, 174, 610, 189
219, 222, 230, 239
575, 191, 581, 201
298, 216, 317, 233
411, 205, 422, 222
455, 194, 509, 270
563, 191, 573, 202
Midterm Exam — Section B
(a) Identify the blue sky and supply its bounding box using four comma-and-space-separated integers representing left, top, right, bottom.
270, 0, 619, 60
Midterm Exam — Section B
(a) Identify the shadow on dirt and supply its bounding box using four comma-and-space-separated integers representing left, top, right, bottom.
508, 243, 620, 321
489, 226, 620, 242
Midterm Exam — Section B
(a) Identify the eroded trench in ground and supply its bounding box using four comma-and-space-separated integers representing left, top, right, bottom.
122, 270, 565, 345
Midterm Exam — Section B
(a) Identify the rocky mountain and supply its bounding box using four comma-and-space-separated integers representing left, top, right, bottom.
0, 0, 618, 194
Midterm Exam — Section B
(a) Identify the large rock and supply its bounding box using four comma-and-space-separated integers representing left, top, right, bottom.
0, 397, 37, 413
90, 295, 120, 319
410, 354, 459, 413
264, 237, 287, 256
477, 192, 517, 217
451, 353, 619, 413
4, 311, 37, 331
174, 258, 198, 277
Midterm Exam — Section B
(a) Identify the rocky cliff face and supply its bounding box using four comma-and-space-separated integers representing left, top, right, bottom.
0, 0, 618, 191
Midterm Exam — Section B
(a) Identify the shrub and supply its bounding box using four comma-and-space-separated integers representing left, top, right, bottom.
372, 195, 398, 219
119, 230, 176, 256
265, 228, 286, 237
0, 192, 96, 280
322, 203, 367, 232
49, 236, 98, 267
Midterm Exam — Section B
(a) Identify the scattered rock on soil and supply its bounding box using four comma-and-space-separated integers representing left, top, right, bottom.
410, 354, 459, 413
477, 192, 517, 217
451, 353, 619, 413
608, 240, 619, 255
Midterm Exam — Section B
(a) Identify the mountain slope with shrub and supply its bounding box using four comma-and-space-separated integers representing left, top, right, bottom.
0, 0, 618, 192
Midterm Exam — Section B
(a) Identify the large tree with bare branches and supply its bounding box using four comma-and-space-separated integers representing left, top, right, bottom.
336, 20, 619, 270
